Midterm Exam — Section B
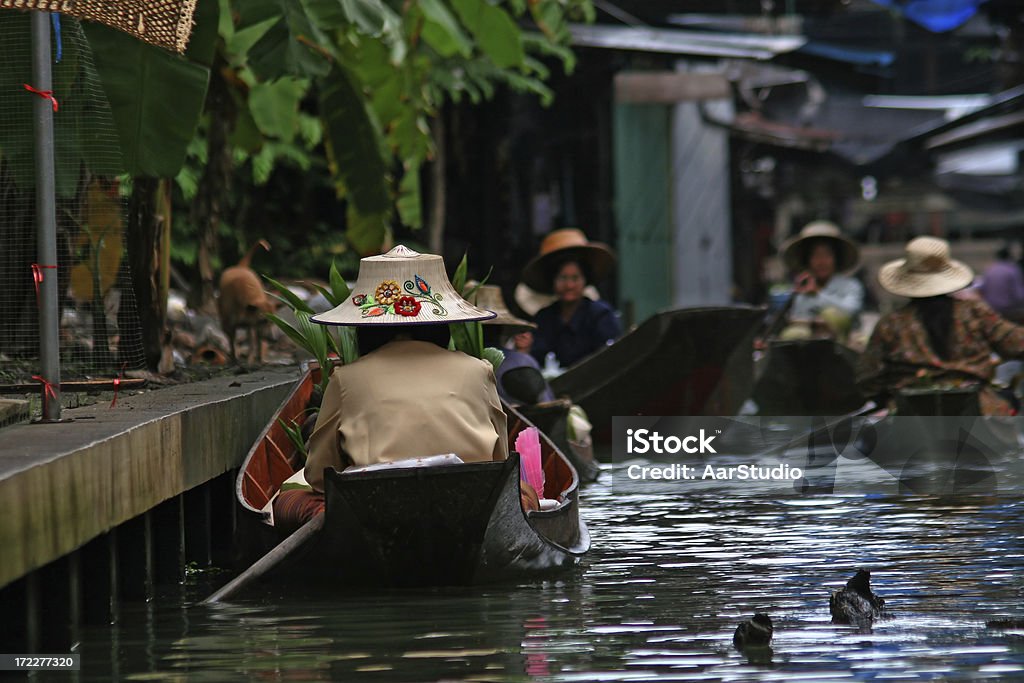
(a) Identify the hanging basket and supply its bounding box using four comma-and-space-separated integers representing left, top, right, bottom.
0, 0, 197, 53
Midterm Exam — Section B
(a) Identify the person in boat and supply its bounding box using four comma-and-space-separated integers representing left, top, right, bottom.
857, 236, 1024, 416
979, 244, 1024, 321
272, 245, 510, 530
471, 283, 555, 406
519, 228, 622, 370
778, 221, 865, 342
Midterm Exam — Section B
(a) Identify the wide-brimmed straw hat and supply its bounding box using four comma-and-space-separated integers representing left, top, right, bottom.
520, 228, 616, 294
468, 284, 536, 330
311, 245, 496, 326
780, 221, 860, 274
878, 236, 974, 298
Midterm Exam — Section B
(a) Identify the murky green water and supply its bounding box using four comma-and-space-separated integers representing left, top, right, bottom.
66, 461, 1024, 682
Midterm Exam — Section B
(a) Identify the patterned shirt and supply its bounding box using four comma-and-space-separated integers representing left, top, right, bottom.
857, 298, 1024, 415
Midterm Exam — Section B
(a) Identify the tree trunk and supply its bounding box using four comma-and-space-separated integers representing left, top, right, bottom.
428, 112, 447, 255
192, 56, 234, 312
123, 176, 164, 371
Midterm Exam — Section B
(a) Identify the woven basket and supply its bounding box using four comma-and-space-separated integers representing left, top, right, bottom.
0, 0, 197, 53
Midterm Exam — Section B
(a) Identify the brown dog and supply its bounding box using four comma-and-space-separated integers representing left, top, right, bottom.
217, 239, 276, 364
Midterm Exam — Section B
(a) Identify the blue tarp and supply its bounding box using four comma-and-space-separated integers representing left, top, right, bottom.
870, 0, 989, 33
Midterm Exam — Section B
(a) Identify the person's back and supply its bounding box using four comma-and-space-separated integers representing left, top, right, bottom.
304, 339, 507, 491
857, 237, 1024, 415
979, 248, 1024, 316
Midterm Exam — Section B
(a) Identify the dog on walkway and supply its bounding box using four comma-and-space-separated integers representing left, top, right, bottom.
217, 239, 276, 365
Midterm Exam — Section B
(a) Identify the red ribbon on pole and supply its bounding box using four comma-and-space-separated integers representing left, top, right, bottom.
31, 263, 58, 309
23, 83, 59, 112
32, 374, 58, 416
110, 363, 127, 408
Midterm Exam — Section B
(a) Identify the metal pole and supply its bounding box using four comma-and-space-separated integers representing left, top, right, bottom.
31, 11, 61, 421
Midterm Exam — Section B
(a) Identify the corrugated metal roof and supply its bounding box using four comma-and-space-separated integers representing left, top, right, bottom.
568, 24, 806, 60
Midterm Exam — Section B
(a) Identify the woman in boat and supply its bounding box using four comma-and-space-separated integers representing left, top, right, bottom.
779, 221, 865, 342
519, 228, 622, 369
857, 236, 1024, 416
272, 245, 510, 530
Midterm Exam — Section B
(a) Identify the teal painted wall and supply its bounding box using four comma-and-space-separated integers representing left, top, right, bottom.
614, 103, 672, 327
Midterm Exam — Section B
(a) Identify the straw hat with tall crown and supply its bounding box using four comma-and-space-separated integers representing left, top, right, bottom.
311, 245, 496, 326
781, 220, 861, 274
468, 284, 536, 330
878, 236, 975, 298
520, 228, 616, 294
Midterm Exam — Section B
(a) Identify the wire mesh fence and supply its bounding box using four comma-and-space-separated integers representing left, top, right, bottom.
0, 11, 146, 399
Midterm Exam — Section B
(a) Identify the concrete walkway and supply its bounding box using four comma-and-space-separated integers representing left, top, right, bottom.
0, 366, 301, 590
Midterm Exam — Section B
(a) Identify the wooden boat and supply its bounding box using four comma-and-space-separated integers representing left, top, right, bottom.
752, 337, 865, 416
234, 365, 590, 586
549, 306, 764, 442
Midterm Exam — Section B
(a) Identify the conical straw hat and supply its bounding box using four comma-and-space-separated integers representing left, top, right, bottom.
780, 221, 860, 274
312, 245, 496, 326
469, 284, 536, 330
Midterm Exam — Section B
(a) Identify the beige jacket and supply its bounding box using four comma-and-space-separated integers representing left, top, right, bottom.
304, 340, 509, 491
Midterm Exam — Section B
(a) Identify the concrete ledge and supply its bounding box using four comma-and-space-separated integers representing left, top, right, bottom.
0, 367, 300, 590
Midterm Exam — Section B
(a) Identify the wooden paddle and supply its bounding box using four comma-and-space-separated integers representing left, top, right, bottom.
764, 401, 879, 458
759, 287, 798, 343
201, 511, 324, 604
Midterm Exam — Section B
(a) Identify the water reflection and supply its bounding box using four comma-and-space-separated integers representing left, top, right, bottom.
72, 465, 1024, 682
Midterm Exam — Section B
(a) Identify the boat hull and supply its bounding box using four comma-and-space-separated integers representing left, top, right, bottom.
550, 306, 764, 442
233, 367, 591, 586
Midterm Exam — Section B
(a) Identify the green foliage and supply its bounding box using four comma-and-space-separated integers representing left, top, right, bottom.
278, 417, 308, 463
449, 253, 492, 359
83, 21, 211, 178
264, 265, 359, 389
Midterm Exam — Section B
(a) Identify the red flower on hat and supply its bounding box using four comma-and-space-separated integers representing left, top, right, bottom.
352, 294, 366, 306
395, 296, 421, 317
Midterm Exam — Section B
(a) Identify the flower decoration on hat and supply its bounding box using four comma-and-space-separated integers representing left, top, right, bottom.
356, 274, 448, 318
374, 280, 402, 306
395, 296, 422, 317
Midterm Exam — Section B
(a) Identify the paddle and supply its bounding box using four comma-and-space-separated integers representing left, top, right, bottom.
763, 400, 879, 459
201, 511, 324, 604
759, 287, 798, 343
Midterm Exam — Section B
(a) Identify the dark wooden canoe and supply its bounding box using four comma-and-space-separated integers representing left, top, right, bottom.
752, 338, 865, 416
235, 366, 590, 586
549, 306, 764, 442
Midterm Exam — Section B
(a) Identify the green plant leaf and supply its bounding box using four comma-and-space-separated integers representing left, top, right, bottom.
265, 312, 314, 352
83, 22, 210, 178
320, 64, 391, 216
249, 77, 309, 142
418, 0, 473, 58
452, 252, 469, 293
397, 161, 422, 229
450, 0, 524, 69
246, 2, 331, 80
346, 204, 390, 256
329, 261, 352, 303
482, 346, 505, 372
264, 275, 315, 313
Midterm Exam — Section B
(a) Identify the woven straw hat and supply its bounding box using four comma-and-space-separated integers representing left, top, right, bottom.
878, 236, 974, 298
311, 245, 496, 326
468, 284, 536, 330
780, 221, 860, 274
520, 228, 616, 294
1, 0, 198, 53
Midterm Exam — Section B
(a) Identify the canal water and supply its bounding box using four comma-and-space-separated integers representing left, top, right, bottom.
65, 461, 1024, 681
